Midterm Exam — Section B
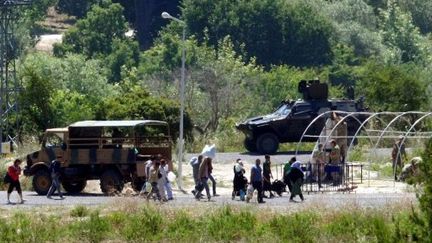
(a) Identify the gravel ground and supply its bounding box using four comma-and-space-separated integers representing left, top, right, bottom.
0, 190, 416, 211
0, 152, 417, 211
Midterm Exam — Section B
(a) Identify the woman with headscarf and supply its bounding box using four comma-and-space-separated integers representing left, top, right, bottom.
287, 161, 304, 202
232, 159, 247, 200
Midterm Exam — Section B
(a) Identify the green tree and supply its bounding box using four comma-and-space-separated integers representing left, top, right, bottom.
379, 1, 425, 63
398, 0, 432, 34
182, 0, 334, 67
413, 138, 432, 240
96, 85, 192, 141
106, 39, 140, 83
56, 0, 99, 18
19, 57, 56, 133
53, 0, 128, 58
355, 62, 428, 111
18, 53, 115, 132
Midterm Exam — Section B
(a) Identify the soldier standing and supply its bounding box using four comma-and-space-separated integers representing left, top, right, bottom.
392, 136, 407, 181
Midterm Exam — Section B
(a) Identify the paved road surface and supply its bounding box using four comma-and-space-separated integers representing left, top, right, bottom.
0, 190, 416, 211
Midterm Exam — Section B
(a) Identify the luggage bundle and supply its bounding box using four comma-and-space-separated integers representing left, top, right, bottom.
271, 179, 286, 196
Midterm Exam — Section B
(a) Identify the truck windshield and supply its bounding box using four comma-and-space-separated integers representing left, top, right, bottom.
273, 104, 291, 116
45, 133, 65, 147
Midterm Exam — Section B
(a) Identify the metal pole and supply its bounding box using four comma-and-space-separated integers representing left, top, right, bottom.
177, 26, 186, 190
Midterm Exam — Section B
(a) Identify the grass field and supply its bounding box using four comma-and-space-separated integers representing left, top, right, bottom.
0, 202, 425, 242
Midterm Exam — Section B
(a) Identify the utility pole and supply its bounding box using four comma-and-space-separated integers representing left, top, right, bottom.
0, 0, 32, 153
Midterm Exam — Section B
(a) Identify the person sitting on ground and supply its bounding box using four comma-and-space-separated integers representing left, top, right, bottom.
47, 159, 64, 199
232, 159, 247, 200
287, 161, 305, 202
400, 157, 421, 183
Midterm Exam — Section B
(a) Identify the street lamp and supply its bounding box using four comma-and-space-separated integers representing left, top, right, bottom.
162, 11, 186, 191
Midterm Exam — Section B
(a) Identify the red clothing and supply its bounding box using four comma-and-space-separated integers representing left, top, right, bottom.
8, 165, 21, 182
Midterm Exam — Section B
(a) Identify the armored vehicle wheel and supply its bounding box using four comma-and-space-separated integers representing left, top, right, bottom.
62, 180, 87, 194
100, 170, 124, 195
257, 133, 279, 154
244, 138, 257, 152
33, 169, 51, 195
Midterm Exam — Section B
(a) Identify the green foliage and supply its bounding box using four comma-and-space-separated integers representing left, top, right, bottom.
118, 207, 163, 241
96, 85, 192, 141
182, 0, 334, 67
19, 57, 56, 132
268, 212, 318, 242
414, 138, 432, 239
356, 62, 428, 111
0, 205, 431, 242
54, 0, 128, 58
68, 211, 111, 242
205, 207, 256, 241
398, 0, 432, 34
379, 1, 426, 63
70, 205, 90, 217
325, 211, 393, 242
106, 38, 140, 83
19, 53, 113, 132
258, 66, 317, 111
165, 211, 198, 240
56, 0, 99, 18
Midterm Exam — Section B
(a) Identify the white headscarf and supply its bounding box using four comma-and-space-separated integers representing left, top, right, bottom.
291, 161, 302, 170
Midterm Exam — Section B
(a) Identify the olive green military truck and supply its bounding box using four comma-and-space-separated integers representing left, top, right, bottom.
23, 120, 172, 195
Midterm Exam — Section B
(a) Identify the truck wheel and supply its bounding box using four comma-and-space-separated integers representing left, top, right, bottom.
33, 169, 51, 195
100, 170, 124, 195
244, 138, 257, 152
257, 133, 279, 154
132, 178, 145, 192
62, 180, 87, 194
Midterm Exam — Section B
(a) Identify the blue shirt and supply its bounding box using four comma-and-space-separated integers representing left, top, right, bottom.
251, 165, 262, 182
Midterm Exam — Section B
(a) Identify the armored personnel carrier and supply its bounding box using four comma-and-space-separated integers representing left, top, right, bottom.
236, 80, 366, 154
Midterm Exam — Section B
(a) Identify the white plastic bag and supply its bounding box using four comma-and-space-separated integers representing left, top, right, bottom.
201, 144, 216, 159
167, 171, 177, 182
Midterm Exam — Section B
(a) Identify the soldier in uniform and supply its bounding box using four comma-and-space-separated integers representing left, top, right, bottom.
392, 135, 407, 181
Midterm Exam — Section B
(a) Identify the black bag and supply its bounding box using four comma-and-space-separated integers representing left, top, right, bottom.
195, 181, 204, 192
3, 173, 11, 184
271, 179, 286, 196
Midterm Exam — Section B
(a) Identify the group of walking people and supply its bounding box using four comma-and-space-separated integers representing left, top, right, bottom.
141, 155, 174, 202
3, 158, 64, 204
232, 155, 305, 204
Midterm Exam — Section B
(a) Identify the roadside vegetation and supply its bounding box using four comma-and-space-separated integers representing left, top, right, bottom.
0, 204, 426, 242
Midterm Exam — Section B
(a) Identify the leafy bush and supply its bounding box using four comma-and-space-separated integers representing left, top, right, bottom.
268, 212, 319, 242
70, 205, 90, 217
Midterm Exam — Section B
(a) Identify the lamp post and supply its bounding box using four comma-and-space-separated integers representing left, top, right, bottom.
162, 11, 186, 191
